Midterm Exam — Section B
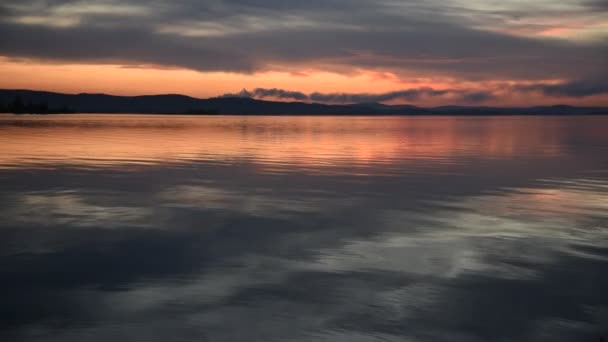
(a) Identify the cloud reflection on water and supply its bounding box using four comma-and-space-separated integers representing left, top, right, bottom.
0, 115, 607, 341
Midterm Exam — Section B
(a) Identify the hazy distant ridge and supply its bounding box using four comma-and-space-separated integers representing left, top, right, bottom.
0, 89, 606, 115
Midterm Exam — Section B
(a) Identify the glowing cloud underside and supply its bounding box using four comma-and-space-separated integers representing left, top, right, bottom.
0, 0, 606, 106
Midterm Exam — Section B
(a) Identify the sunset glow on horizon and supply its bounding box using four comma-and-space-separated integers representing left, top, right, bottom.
0, 0, 607, 106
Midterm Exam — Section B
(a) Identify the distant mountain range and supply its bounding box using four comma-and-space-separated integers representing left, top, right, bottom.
1, 89, 606, 115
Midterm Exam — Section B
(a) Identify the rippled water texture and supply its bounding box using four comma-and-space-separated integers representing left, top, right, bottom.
1, 114, 607, 341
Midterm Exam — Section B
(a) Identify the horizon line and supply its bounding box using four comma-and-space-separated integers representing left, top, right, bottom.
2, 88, 607, 109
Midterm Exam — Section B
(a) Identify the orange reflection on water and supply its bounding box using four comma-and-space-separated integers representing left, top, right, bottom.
0, 114, 601, 171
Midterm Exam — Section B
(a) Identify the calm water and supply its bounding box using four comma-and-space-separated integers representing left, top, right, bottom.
0, 114, 607, 341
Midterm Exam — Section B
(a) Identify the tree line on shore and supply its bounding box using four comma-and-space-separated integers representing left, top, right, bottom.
0, 96, 73, 114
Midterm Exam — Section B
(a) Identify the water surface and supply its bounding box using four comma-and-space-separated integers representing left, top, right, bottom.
1, 114, 607, 341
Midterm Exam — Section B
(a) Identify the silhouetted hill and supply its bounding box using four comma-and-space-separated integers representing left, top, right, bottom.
0, 89, 606, 115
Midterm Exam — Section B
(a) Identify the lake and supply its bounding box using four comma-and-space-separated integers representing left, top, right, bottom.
0, 114, 607, 341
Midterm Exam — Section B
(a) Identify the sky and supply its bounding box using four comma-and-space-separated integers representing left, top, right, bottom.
0, 0, 607, 106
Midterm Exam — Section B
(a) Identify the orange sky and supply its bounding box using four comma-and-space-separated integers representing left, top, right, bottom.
0, 57, 407, 98
2, 57, 607, 107
1, 0, 606, 107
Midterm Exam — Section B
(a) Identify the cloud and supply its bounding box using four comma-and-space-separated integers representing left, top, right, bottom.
222, 87, 492, 104
309, 89, 454, 103
0, 0, 606, 81
250, 88, 309, 101
585, 0, 608, 11
516, 78, 608, 97
461, 91, 496, 103
225, 76, 608, 104
1, 158, 607, 341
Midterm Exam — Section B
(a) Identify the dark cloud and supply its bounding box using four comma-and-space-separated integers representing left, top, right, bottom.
221, 89, 253, 98
223, 87, 489, 104
461, 91, 496, 103
309, 88, 452, 103
225, 77, 608, 104
221, 88, 309, 101
516, 78, 608, 97
251, 88, 309, 101
0, 0, 606, 81
585, 0, 608, 11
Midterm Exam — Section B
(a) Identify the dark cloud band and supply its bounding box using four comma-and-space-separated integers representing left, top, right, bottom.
0, 0, 606, 82
224, 79, 608, 104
